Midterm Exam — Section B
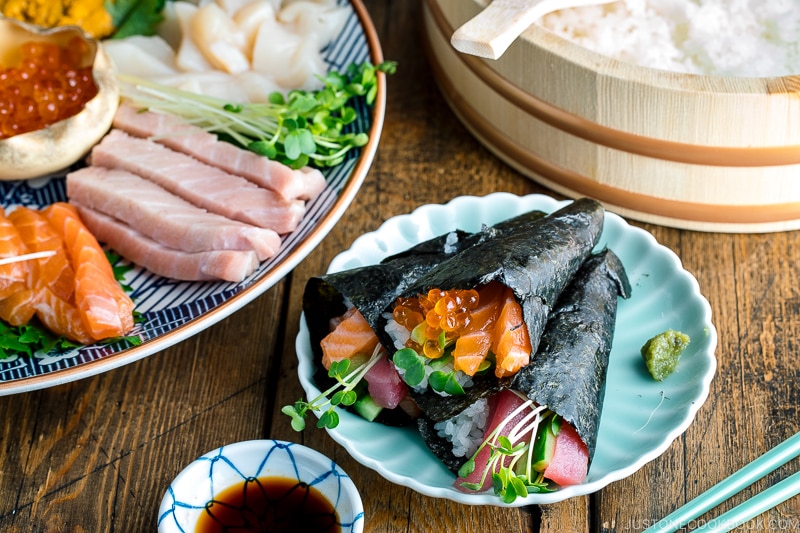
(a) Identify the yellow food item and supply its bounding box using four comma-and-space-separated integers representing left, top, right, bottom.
0, 0, 114, 39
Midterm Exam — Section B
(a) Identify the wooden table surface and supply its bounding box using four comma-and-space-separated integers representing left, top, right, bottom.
2, 1, 800, 531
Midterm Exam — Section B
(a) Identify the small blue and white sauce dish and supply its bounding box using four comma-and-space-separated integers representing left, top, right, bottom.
157, 439, 364, 533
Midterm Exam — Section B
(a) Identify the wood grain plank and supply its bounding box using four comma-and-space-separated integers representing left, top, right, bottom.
0, 286, 285, 532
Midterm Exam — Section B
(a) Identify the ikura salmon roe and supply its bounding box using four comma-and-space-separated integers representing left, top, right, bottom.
0, 38, 98, 139
393, 287, 481, 358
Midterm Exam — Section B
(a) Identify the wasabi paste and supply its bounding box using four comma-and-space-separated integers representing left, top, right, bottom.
641, 329, 691, 381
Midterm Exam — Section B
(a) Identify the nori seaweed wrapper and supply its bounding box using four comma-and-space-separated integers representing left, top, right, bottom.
403, 198, 605, 422
510, 248, 631, 462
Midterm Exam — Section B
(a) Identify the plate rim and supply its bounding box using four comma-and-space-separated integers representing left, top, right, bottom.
0, 0, 385, 396
295, 192, 718, 506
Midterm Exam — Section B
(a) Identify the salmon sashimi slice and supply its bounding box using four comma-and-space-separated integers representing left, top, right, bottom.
34, 287, 94, 344
450, 282, 504, 376
320, 307, 380, 371
0, 288, 37, 326
492, 286, 533, 378
463, 282, 503, 334
0, 208, 31, 299
8, 206, 75, 302
452, 329, 492, 376
43, 202, 134, 341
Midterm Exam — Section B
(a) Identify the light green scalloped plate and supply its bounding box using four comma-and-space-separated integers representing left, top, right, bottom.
296, 192, 717, 506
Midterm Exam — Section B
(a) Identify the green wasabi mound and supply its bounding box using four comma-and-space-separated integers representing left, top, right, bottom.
641, 329, 691, 381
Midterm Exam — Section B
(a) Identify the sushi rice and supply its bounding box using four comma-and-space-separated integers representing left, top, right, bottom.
433, 397, 490, 458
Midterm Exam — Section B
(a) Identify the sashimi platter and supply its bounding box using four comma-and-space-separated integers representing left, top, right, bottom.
293, 193, 717, 504
0, 0, 388, 394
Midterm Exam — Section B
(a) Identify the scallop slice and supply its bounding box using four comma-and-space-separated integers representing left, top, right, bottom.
103, 35, 178, 77
234, 1, 278, 59
190, 2, 250, 74
174, 2, 213, 73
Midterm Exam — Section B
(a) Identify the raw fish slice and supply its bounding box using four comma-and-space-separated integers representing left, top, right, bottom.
43, 203, 135, 341
363, 353, 408, 409
0, 209, 30, 299
34, 287, 94, 344
319, 306, 379, 370
0, 288, 36, 326
90, 129, 306, 234
173, 2, 214, 73
452, 389, 535, 491
77, 206, 259, 282
543, 421, 589, 486
112, 105, 326, 201
101, 36, 179, 78
452, 282, 504, 375
511, 248, 631, 462
8, 207, 75, 302
452, 329, 492, 376
492, 286, 533, 378
67, 166, 282, 261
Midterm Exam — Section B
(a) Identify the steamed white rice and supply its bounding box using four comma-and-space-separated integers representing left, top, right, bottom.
434, 398, 489, 458
538, 0, 800, 77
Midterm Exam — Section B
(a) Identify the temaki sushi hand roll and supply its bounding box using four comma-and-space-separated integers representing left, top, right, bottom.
394, 198, 604, 422
511, 248, 632, 467
420, 248, 630, 498
299, 198, 605, 430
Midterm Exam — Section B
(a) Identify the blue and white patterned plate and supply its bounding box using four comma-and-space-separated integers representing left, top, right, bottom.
157, 440, 364, 533
0, 0, 385, 395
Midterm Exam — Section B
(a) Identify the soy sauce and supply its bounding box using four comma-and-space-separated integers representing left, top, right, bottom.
195, 476, 340, 533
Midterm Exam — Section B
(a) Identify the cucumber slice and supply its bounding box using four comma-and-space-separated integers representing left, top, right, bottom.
353, 394, 383, 422
531, 416, 559, 472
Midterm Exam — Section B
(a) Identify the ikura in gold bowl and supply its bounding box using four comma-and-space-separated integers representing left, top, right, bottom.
0, 18, 119, 180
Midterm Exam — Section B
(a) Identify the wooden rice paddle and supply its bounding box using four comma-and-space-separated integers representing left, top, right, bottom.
451, 0, 616, 60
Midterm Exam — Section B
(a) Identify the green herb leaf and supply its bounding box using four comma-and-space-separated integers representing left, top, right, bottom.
281, 405, 307, 432
318, 409, 339, 429
107, 0, 167, 39
459, 481, 482, 491
281, 345, 384, 431
392, 348, 426, 386
508, 475, 529, 502
329, 359, 350, 379
0, 320, 81, 360
496, 436, 514, 454
428, 370, 465, 396
458, 457, 476, 478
